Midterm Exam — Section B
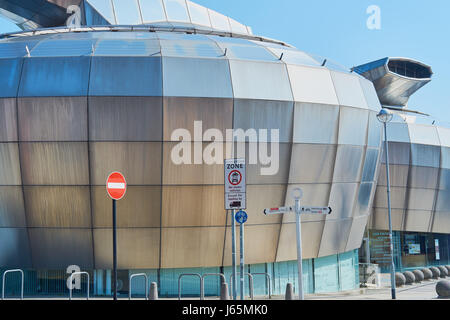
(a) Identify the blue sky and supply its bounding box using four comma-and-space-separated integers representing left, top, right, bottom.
1, 0, 448, 122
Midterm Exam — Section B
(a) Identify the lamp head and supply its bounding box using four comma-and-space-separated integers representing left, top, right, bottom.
377, 109, 393, 123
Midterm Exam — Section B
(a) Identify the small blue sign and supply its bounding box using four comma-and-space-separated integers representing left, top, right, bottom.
235, 210, 248, 224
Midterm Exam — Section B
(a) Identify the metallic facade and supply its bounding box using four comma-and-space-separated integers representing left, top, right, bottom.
0, 28, 383, 271
354, 57, 450, 236
371, 117, 450, 234
353, 57, 432, 107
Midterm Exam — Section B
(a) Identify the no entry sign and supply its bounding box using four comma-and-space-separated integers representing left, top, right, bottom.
106, 172, 127, 200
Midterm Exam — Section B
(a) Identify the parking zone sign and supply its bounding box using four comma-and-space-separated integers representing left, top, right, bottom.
225, 158, 246, 210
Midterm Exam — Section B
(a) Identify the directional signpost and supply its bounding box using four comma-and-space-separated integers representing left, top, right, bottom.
106, 172, 127, 301
235, 210, 248, 300
263, 188, 332, 300
225, 159, 246, 300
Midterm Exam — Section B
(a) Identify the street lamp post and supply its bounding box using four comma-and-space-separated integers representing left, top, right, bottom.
377, 108, 396, 300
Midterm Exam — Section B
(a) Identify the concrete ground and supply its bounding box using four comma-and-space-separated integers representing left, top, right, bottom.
5, 277, 449, 300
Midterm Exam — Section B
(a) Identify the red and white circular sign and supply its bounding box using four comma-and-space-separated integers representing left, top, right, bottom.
106, 172, 127, 200
228, 170, 242, 186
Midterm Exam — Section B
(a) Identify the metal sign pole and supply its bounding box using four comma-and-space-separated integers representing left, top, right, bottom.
263, 188, 330, 301
240, 221, 244, 300
384, 122, 397, 300
295, 198, 304, 300
113, 199, 118, 300
231, 209, 237, 300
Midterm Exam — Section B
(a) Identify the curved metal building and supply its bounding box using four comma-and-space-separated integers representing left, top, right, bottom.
0, 0, 447, 297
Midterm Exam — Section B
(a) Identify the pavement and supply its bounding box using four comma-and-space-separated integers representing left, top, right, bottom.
5, 278, 449, 300
304, 280, 444, 300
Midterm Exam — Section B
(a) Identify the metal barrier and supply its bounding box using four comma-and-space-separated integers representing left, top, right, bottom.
229, 273, 254, 300
69, 271, 90, 300
2, 269, 24, 300
201, 273, 227, 300
178, 273, 203, 300
252, 273, 272, 299
129, 273, 149, 300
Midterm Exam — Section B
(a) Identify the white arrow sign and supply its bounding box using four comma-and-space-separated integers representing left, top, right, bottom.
263, 207, 291, 215
301, 207, 332, 215
264, 206, 332, 215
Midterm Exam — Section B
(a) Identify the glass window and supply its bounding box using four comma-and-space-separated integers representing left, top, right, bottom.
386, 122, 411, 143
19, 57, 91, 97
162, 57, 232, 98
139, 0, 167, 22
287, 65, 338, 105
367, 112, 382, 148
89, 56, 162, 96
0, 40, 39, 58
408, 124, 440, 146
163, 0, 190, 23
30, 39, 95, 57
400, 232, 428, 268
338, 107, 369, 146
187, 1, 211, 27
356, 182, 374, 215
208, 9, 230, 32
264, 46, 320, 67
229, 60, 293, 101
361, 148, 379, 182
214, 40, 277, 61
160, 39, 222, 58
359, 77, 381, 112
0, 59, 22, 98
331, 71, 368, 109
112, 0, 142, 25
437, 127, 450, 148
425, 234, 450, 266
95, 39, 160, 56
86, 0, 116, 24
228, 17, 248, 34
441, 147, 450, 170
85, 1, 111, 25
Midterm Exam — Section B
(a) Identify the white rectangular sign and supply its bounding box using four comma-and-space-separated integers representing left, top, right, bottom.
225, 192, 246, 210
300, 207, 332, 215
225, 158, 246, 210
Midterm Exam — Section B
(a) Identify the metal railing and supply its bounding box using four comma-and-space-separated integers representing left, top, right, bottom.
201, 273, 226, 300
178, 273, 203, 300
69, 271, 90, 300
2, 269, 24, 300
229, 273, 254, 300
251, 273, 272, 299
129, 273, 149, 300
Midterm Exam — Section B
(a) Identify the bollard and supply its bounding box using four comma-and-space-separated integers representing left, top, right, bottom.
438, 266, 448, 278
403, 271, 415, 285
413, 270, 424, 283
436, 280, 450, 298
395, 272, 406, 287
149, 282, 158, 300
285, 283, 294, 300
220, 283, 230, 300
421, 268, 433, 280
430, 267, 441, 279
